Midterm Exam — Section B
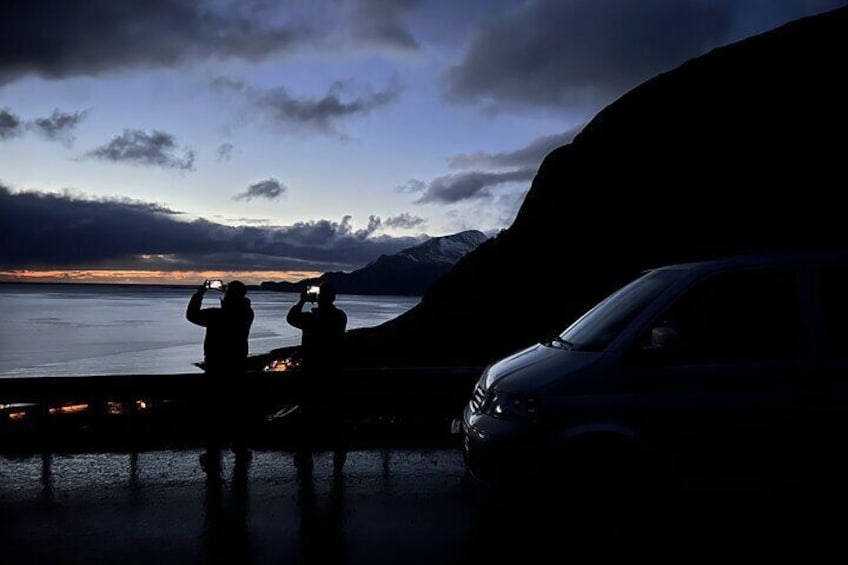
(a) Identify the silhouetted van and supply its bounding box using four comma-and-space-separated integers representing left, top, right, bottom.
463, 252, 848, 492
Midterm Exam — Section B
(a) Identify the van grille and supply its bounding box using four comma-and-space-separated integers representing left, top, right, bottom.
470, 384, 486, 413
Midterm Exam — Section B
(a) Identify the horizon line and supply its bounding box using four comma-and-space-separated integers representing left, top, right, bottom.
0, 269, 325, 286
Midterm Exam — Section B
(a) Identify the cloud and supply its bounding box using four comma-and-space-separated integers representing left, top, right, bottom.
406, 128, 577, 210
404, 128, 581, 226
492, 189, 528, 228
346, 0, 421, 51
353, 215, 382, 239
443, 187, 527, 233
0, 184, 423, 272
0, 1, 435, 85
233, 178, 287, 201
214, 76, 402, 135
444, 0, 848, 110
2, 107, 89, 145
384, 213, 426, 230
404, 129, 575, 226
226, 217, 271, 225
449, 129, 580, 170
30, 109, 87, 145
275, 212, 424, 242
416, 168, 535, 204
217, 142, 234, 162
400, 130, 574, 208
85, 129, 196, 171
0, 0, 306, 85
0, 109, 23, 140
396, 179, 427, 194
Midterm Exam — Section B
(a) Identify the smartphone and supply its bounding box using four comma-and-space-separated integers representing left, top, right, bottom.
205, 279, 225, 291
307, 285, 321, 301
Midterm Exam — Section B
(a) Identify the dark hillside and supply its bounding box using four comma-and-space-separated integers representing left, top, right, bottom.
312, 7, 848, 368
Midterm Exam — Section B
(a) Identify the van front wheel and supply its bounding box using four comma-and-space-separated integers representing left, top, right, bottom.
551, 437, 666, 506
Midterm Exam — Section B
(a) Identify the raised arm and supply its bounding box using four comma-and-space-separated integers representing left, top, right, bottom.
186, 286, 211, 327
286, 292, 309, 329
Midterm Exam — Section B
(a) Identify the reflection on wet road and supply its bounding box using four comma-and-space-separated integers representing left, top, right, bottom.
1, 449, 472, 564
1, 449, 846, 563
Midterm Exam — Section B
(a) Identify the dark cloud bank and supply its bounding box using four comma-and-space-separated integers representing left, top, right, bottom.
0, 0, 303, 85
0, 185, 422, 272
446, 0, 848, 109
346, 0, 421, 51
0, 0, 422, 85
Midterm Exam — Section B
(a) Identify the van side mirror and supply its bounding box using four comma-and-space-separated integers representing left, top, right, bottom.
633, 326, 680, 366
645, 326, 679, 352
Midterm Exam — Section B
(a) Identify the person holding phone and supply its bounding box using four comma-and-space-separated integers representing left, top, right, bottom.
187, 280, 254, 374
286, 281, 348, 477
187, 280, 255, 465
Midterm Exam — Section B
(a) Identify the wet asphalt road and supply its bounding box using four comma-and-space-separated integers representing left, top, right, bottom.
1, 448, 847, 564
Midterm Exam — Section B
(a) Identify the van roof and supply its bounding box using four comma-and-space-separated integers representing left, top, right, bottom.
648, 250, 848, 275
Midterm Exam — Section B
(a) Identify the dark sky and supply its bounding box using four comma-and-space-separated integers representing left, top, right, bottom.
2, 0, 845, 282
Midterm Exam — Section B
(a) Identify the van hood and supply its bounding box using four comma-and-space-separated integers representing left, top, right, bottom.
483, 343, 601, 393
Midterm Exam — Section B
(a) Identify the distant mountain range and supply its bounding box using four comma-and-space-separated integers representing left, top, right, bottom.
258, 230, 488, 296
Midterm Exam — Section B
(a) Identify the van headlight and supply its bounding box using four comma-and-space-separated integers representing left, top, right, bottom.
482, 391, 538, 421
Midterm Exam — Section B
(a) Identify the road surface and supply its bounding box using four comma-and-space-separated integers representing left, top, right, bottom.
1, 448, 845, 563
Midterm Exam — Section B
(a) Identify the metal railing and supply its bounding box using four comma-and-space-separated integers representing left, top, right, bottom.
0, 366, 482, 454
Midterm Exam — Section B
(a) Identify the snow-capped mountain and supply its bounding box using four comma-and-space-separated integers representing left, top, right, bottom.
259, 230, 488, 296
393, 230, 489, 265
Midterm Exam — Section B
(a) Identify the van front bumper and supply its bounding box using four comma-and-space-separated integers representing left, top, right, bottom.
462, 406, 545, 485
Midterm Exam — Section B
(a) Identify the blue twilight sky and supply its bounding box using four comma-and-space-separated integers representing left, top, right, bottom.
2, 0, 845, 283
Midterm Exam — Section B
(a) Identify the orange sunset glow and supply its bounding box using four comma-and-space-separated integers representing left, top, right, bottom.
0, 269, 323, 286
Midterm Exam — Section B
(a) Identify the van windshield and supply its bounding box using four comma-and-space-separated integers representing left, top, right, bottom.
559, 269, 683, 352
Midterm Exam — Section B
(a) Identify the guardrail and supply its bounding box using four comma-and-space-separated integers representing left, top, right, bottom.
0, 367, 482, 453
0, 366, 481, 403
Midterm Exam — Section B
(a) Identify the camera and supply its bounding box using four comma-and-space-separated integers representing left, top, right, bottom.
306, 285, 321, 302
205, 279, 225, 291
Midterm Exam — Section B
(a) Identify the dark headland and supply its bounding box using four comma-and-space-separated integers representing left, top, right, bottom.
255, 7, 848, 370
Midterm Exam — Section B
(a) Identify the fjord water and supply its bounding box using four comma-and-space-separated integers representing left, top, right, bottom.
0, 284, 419, 377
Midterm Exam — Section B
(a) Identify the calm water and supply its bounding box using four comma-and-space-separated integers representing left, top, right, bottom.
0, 284, 419, 377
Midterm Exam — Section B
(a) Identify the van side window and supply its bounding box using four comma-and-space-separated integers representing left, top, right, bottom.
655, 268, 798, 363
820, 265, 848, 359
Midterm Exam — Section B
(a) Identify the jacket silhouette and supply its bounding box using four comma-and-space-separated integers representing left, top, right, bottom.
286, 281, 348, 475
286, 283, 347, 377
187, 280, 254, 374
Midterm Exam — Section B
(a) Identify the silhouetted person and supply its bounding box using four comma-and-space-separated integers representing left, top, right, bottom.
286, 281, 348, 476
187, 280, 254, 461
